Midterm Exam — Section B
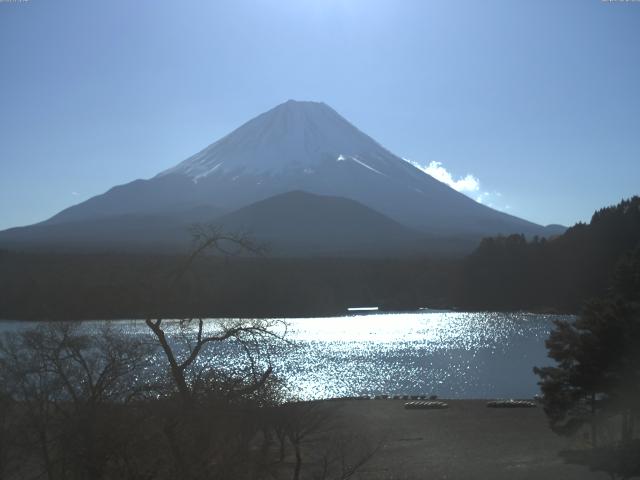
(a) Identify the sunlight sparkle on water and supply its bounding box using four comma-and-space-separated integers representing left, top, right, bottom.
264, 311, 561, 400
0, 311, 568, 400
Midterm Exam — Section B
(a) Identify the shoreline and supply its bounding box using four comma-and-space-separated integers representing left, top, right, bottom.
0, 308, 577, 323
318, 398, 606, 479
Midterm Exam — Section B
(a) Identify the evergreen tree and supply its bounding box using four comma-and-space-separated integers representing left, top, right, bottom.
534, 246, 640, 479
534, 299, 640, 445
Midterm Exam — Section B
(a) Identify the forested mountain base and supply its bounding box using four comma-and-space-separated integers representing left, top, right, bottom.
456, 197, 640, 312
1, 197, 638, 320
0, 252, 458, 320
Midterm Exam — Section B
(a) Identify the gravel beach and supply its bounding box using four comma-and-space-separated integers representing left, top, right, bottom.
323, 399, 607, 480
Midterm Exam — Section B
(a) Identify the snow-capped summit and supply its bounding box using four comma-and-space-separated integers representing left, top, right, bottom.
159, 100, 397, 181
6, 99, 561, 254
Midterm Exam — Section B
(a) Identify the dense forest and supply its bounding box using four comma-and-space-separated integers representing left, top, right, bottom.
457, 196, 640, 312
0, 197, 638, 320
0, 252, 457, 320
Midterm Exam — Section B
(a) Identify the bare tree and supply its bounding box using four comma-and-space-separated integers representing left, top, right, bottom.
313, 431, 383, 480
0, 323, 151, 480
139, 225, 290, 479
145, 317, 281, 404
281, 402, 335, 480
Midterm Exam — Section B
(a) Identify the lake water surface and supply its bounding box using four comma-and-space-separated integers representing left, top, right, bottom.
0, 311, 568, 400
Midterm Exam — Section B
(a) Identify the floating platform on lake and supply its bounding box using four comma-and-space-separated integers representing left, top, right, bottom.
347, 306, 379, 313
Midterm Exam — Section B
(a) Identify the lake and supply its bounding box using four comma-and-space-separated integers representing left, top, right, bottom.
0, 311, 567, 400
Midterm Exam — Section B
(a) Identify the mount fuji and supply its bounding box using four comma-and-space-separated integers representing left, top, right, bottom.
0, 100, 563, 255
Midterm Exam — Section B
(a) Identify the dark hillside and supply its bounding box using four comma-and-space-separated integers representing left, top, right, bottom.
457, 196, 640, 312
0, 250, 457, 320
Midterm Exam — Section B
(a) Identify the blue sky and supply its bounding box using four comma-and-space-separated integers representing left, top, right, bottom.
0, 0, 639, 230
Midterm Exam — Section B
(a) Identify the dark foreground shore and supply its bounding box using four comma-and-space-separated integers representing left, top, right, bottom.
324, 399, 605, 480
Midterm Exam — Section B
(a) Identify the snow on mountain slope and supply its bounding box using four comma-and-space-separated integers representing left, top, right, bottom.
27, 99, 554, 244
158, 100, 401, 179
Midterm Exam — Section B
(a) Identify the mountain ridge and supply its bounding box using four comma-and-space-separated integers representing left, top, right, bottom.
0, 100, 565, 255
0, 191, 437, 256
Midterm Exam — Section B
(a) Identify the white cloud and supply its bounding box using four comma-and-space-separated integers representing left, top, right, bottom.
410, 160, 480, 193
71, 191, 79, 196
405, 158, 513, 213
